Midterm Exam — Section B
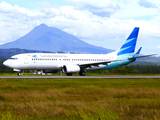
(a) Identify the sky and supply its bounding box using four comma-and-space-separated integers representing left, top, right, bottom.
0, 0, 160, 56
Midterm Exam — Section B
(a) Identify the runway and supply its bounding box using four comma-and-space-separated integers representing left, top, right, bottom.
0, 75, 160, 79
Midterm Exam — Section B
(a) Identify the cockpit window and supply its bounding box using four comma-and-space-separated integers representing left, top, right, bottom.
10, 58, 18, 60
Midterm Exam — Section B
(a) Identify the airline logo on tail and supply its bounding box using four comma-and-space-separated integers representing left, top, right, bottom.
117, 27, 139, 56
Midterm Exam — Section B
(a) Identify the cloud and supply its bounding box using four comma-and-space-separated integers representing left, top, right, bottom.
0, 1, 45, 20
0, 1, 159, 40
139, 0, 157, 8
65, 0, 120, 17
110, 0, 160, 22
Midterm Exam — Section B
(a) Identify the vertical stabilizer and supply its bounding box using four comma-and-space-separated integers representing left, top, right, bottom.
117, 27, 139, 56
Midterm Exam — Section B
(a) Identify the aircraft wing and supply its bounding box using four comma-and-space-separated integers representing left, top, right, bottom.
78, 58, 127, 68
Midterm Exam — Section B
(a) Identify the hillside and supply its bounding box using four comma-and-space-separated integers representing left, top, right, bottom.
0, 24, 113, 54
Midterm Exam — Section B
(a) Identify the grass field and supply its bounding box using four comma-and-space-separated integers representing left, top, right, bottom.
0, 78, 160, 120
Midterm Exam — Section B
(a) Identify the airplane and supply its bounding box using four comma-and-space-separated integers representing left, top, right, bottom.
3, 27, 156, 76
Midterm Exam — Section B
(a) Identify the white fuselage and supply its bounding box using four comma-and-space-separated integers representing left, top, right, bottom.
3, 52, 119, 71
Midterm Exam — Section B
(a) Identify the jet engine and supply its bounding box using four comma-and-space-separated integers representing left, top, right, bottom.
63, 65, 80, 73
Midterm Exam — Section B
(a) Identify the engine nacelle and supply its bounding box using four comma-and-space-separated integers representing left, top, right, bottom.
63, 65, 80, 73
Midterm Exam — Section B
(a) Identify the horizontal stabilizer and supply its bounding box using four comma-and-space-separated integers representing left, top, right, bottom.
128, 47, 156, 59
136, 54, 157, 58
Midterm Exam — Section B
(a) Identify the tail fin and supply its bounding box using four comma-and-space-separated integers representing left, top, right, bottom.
117, 27, 139, 56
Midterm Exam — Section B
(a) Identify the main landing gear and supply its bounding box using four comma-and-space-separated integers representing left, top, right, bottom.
79, 71, 86, 76
66, 71, 86, 76
63, 70, 86, 76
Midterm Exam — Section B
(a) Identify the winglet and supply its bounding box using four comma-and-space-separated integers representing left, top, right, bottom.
133, 47, 142, 58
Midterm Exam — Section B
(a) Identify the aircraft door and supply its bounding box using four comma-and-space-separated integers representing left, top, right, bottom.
24, 57, 29, 64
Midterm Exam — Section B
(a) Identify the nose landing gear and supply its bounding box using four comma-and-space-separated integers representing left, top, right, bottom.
17, 72, 21, 76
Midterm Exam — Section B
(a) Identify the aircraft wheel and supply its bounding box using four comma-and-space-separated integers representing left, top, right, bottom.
66, 73, 72, 76
17, 72, 21, 76
79, 71, 85, 76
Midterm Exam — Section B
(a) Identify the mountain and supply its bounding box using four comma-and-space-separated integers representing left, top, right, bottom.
0, 24, 113, 54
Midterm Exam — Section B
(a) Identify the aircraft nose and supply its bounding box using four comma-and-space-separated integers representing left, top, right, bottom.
3, 60, 10, 67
